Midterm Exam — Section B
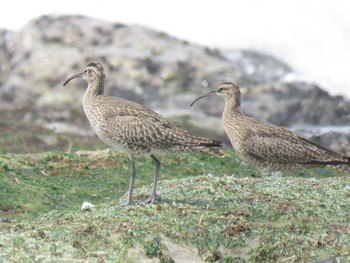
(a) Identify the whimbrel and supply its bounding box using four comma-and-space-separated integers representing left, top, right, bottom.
63, 62, 222, 205
190, 82, 350, 175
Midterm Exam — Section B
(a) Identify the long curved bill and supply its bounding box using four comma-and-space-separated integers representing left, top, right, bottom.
63, 72, 84, 86
189, 90, 217, 106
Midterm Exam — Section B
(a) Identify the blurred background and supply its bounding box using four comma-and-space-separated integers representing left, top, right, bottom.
0, 0, 349, 154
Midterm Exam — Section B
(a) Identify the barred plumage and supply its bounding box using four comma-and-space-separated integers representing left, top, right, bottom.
191, 82, 350, 176
63, 62, 222, 204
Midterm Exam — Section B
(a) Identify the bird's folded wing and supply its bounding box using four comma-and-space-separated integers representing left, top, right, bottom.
243, 133, 346, 165
104, 115, 204, 147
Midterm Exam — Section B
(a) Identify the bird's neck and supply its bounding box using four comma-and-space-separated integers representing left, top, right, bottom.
223, 97, 242, 120
83, 80, 104, 102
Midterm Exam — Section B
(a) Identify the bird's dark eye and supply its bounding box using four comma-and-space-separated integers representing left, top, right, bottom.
84, 69, 89, 74
218, 87, 224, 92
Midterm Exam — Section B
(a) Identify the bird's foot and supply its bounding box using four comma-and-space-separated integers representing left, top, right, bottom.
119, 195, 158, 205
141, 195, 157, 205
119, 197, 134, 206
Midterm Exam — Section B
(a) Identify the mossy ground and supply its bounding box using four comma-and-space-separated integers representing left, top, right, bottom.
1, 149, 350, 262
1, 106, 350, 262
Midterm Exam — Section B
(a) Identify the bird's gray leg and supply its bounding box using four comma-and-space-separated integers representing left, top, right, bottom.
126, 155, 136, 205
143, 155, 160, 204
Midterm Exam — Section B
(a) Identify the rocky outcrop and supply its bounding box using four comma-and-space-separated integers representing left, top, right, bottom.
0, 15, 349, 153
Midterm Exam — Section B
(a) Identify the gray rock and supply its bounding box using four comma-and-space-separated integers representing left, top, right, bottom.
221, 49, 292, 85
0, 15, 349, 153
244, 81, 350, 126
0, 15, 293, 111
0, 29, 14, 88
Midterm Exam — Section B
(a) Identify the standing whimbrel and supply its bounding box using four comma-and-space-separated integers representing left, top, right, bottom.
63, 62, 222, 205
190, 82, 350, 175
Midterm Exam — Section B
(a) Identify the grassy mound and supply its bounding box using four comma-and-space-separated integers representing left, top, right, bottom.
1, 150, 349, 261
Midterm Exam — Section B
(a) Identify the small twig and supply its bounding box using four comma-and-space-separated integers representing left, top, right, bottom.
198, 214, 204, 226
281, 255, 296, 262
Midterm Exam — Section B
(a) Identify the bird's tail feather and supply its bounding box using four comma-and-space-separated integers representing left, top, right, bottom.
330, 157, 350, 173
176, 137, 224, 156
198, 139, 224, 157
330, 164, 350, 173
193, 146, 224, 157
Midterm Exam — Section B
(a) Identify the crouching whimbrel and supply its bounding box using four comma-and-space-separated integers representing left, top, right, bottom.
63, 62, 222, 205
190, 82, 350, 176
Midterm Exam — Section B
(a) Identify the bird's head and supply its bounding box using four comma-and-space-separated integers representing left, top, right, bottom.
63, 62, 106, 86
190, 82, 240, 106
